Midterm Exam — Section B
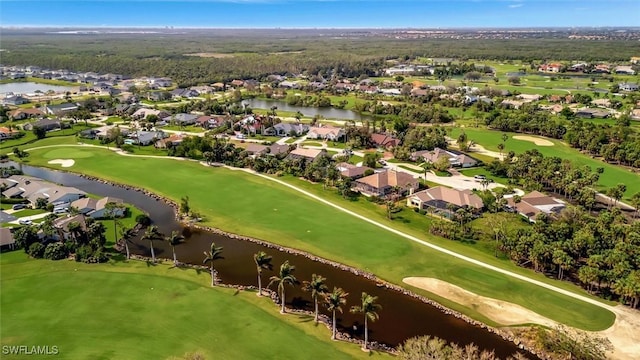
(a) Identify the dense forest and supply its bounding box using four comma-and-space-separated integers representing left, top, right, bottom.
2, 31, 639, 85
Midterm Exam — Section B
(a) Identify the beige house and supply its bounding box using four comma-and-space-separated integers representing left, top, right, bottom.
506, 191, 565, 222
353, 170, 418, 197
287, 147, 326, 161
307, 126, 345, 141
407, 186, 483, 215
411, 148, 477, 168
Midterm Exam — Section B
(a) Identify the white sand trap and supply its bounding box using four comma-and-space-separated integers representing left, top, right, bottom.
47, 159, 75, 167
513, 135, 554, 146
403, 277, 556, 327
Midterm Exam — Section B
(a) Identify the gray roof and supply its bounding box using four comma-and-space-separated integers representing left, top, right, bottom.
162, 113, 199, 123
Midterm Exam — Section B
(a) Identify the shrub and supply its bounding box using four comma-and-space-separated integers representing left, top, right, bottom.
135, 214, 151, 226
75, 245, 92, 262
27, 242, 46, 258
44, 242, 68, 260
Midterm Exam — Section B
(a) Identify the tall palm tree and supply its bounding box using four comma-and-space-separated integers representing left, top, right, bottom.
203, 241, 224, 287
302, 274, 328, 323
141, 225, 162, 263
253, 251, 273, 296
350, 292, 382, 351
324, 287, 348, 340
104, 202, 125, 241
268, 260, 299, 314
119, 226, 135, 260
165, 230, 185, 266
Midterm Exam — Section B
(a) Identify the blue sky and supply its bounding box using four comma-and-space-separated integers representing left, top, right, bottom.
1, 0, 638, 28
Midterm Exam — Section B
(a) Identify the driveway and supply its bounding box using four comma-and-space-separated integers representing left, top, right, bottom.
0, 211, 17, 224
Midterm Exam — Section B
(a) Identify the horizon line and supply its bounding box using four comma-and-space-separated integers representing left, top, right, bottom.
3, 25, 640, 30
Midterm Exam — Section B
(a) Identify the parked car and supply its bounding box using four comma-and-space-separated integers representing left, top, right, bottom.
12, 203, 27, 211
18, 219, 33, 225
474, 174, 487, 181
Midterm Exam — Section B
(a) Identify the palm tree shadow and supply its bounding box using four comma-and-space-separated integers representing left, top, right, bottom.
296, 314, 314, 323
145, 260, 158, 267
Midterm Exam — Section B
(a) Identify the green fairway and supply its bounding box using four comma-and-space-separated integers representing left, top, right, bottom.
450, 127, 640, 198
0, 252, 378, 360
19, 145, 616, 331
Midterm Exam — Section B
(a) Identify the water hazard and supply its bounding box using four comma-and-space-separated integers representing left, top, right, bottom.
15, 164, 535, 358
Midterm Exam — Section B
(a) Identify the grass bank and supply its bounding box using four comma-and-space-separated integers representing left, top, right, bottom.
19, 145, 616, 331
0, 251, 378, 360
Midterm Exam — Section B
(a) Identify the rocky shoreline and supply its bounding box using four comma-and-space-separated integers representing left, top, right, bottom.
75, 171, 541, 358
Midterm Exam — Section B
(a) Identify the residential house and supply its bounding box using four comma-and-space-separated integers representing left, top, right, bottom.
71, 197, 124, 219
353, 170, 418, 197
149, 77, 172, 87
575, 108, 610, 119
371, 133, 401, 149
336, 163, 372, 179
129, 131, 167, 146
0, 228, 16, 250
230, 80, 244, 88
411, 88, 429, 97
407, 186, 483, 215
619, 83, 639, 92
501, 99, 524, 109
132, 108, 170, 121
591, 99, 611, 108
287, 147, 327, 162
307, 126, 345, 141
592, 65, 610, 74
170, 88, 200, 99
506, 191, 566, 222
23, 118, 63, 131
2, 95, 29, 106
8, 108, 44, 120
279, 81, 300, 89
245, 143, 269, 156
264, 123, 309, 137
538, 63, 562, 73
196, 115, 223, 129
411, 148, 478, 168
1, 175, 86, 207
630, 109, 640, 121
615, 66, 636, 75
50, 214, 88, 241
0, 127, 20, 140
45, 102, 78, 116
334, 82, 357, 92
147, 91, 170, 102
517, 94, 542, 103
267, 144, 291, 157
155, 134, 185, 148
162, 113, 199, 126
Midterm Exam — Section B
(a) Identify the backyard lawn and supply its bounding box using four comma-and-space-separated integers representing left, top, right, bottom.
0, 251, 376, 360
18, 145, 616, 331
450, 127, 640, 198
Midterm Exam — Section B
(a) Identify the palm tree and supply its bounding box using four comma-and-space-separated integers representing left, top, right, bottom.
302, 274, 328, 323
119, 226, 135, 260
350, 292, 382, 351
141, 225, 162, 263
268, 260, 299, 314
253, 251, 273, 296
324, 287, 348, 340
105, 202, 125, 242
165, 230, 185, 266
203, 241, 224, 287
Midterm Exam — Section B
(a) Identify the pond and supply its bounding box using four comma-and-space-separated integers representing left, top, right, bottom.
0, 82, 77, 96
240, 98, 373, 122
13, 164, 535, 359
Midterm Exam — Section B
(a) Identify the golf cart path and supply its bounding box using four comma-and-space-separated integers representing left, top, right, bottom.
22, 144, 640, 359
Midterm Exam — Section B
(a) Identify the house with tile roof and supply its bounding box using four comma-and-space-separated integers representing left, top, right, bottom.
506, 191, 565, 222
353, 169, 418, 197
407, 187, 483, 215
411, 148, 478, 168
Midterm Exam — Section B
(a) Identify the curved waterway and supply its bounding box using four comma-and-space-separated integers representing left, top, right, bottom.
17, 164, 535, 358
241, 98, 373, 121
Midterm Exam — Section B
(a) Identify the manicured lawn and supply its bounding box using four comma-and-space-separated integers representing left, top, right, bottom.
348, 154, 363, 165
18, 146, 616, 331
10, 208, 48, 218
284, 137, 298, 144
161, 125, 206, 133
302, 141, 323, 147
398, 165, 422, 174
459, 168, 510, 186
0, 126, 94, 150
0, 252, 377, 360
450, 127, 640, 198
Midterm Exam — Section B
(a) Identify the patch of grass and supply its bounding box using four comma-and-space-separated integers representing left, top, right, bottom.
0, 251, 379, 360
10, 208, 48, 218
459, 168, 510, 186
19, 146, 616, 331
284, 137, 298, 144
302, 141, 323, 147
398, 165, 422, 174
348, 154, 363, 165
161, 125, 206, 133
434, 170, 451, 177
451, 127, 640, 198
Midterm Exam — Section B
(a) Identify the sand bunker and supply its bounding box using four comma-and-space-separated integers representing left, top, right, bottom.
47, 159, 75, 168
403, 277, 556, 327
513, 135, 554, 146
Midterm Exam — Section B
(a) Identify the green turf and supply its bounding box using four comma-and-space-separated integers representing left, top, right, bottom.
9, 208, 47, 218
451, 127, 640, 198
0, 251, 379, 360
18, 146, 616, 331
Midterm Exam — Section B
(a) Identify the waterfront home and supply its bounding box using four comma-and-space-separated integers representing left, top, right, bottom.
71, 197, 125, 219
1, 175, 86, 207
45, 102, 78, 116
307, 126, 345, 141
8, 108, 45, 120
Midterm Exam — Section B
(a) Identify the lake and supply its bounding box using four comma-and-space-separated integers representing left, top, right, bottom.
241, 98, 372, 121
10, 164, 535, 359
0, 82, 77, 95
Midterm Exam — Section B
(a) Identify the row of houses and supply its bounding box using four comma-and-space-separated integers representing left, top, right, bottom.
538, 62, 636, 75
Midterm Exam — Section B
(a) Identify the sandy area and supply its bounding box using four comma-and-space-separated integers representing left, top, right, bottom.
403, 277, 556, 327
47, 159, 75, 167
403, 277, 640, 360
513, 135, 554, 146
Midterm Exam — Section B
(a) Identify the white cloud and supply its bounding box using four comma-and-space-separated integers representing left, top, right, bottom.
508, 3, 523, 8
